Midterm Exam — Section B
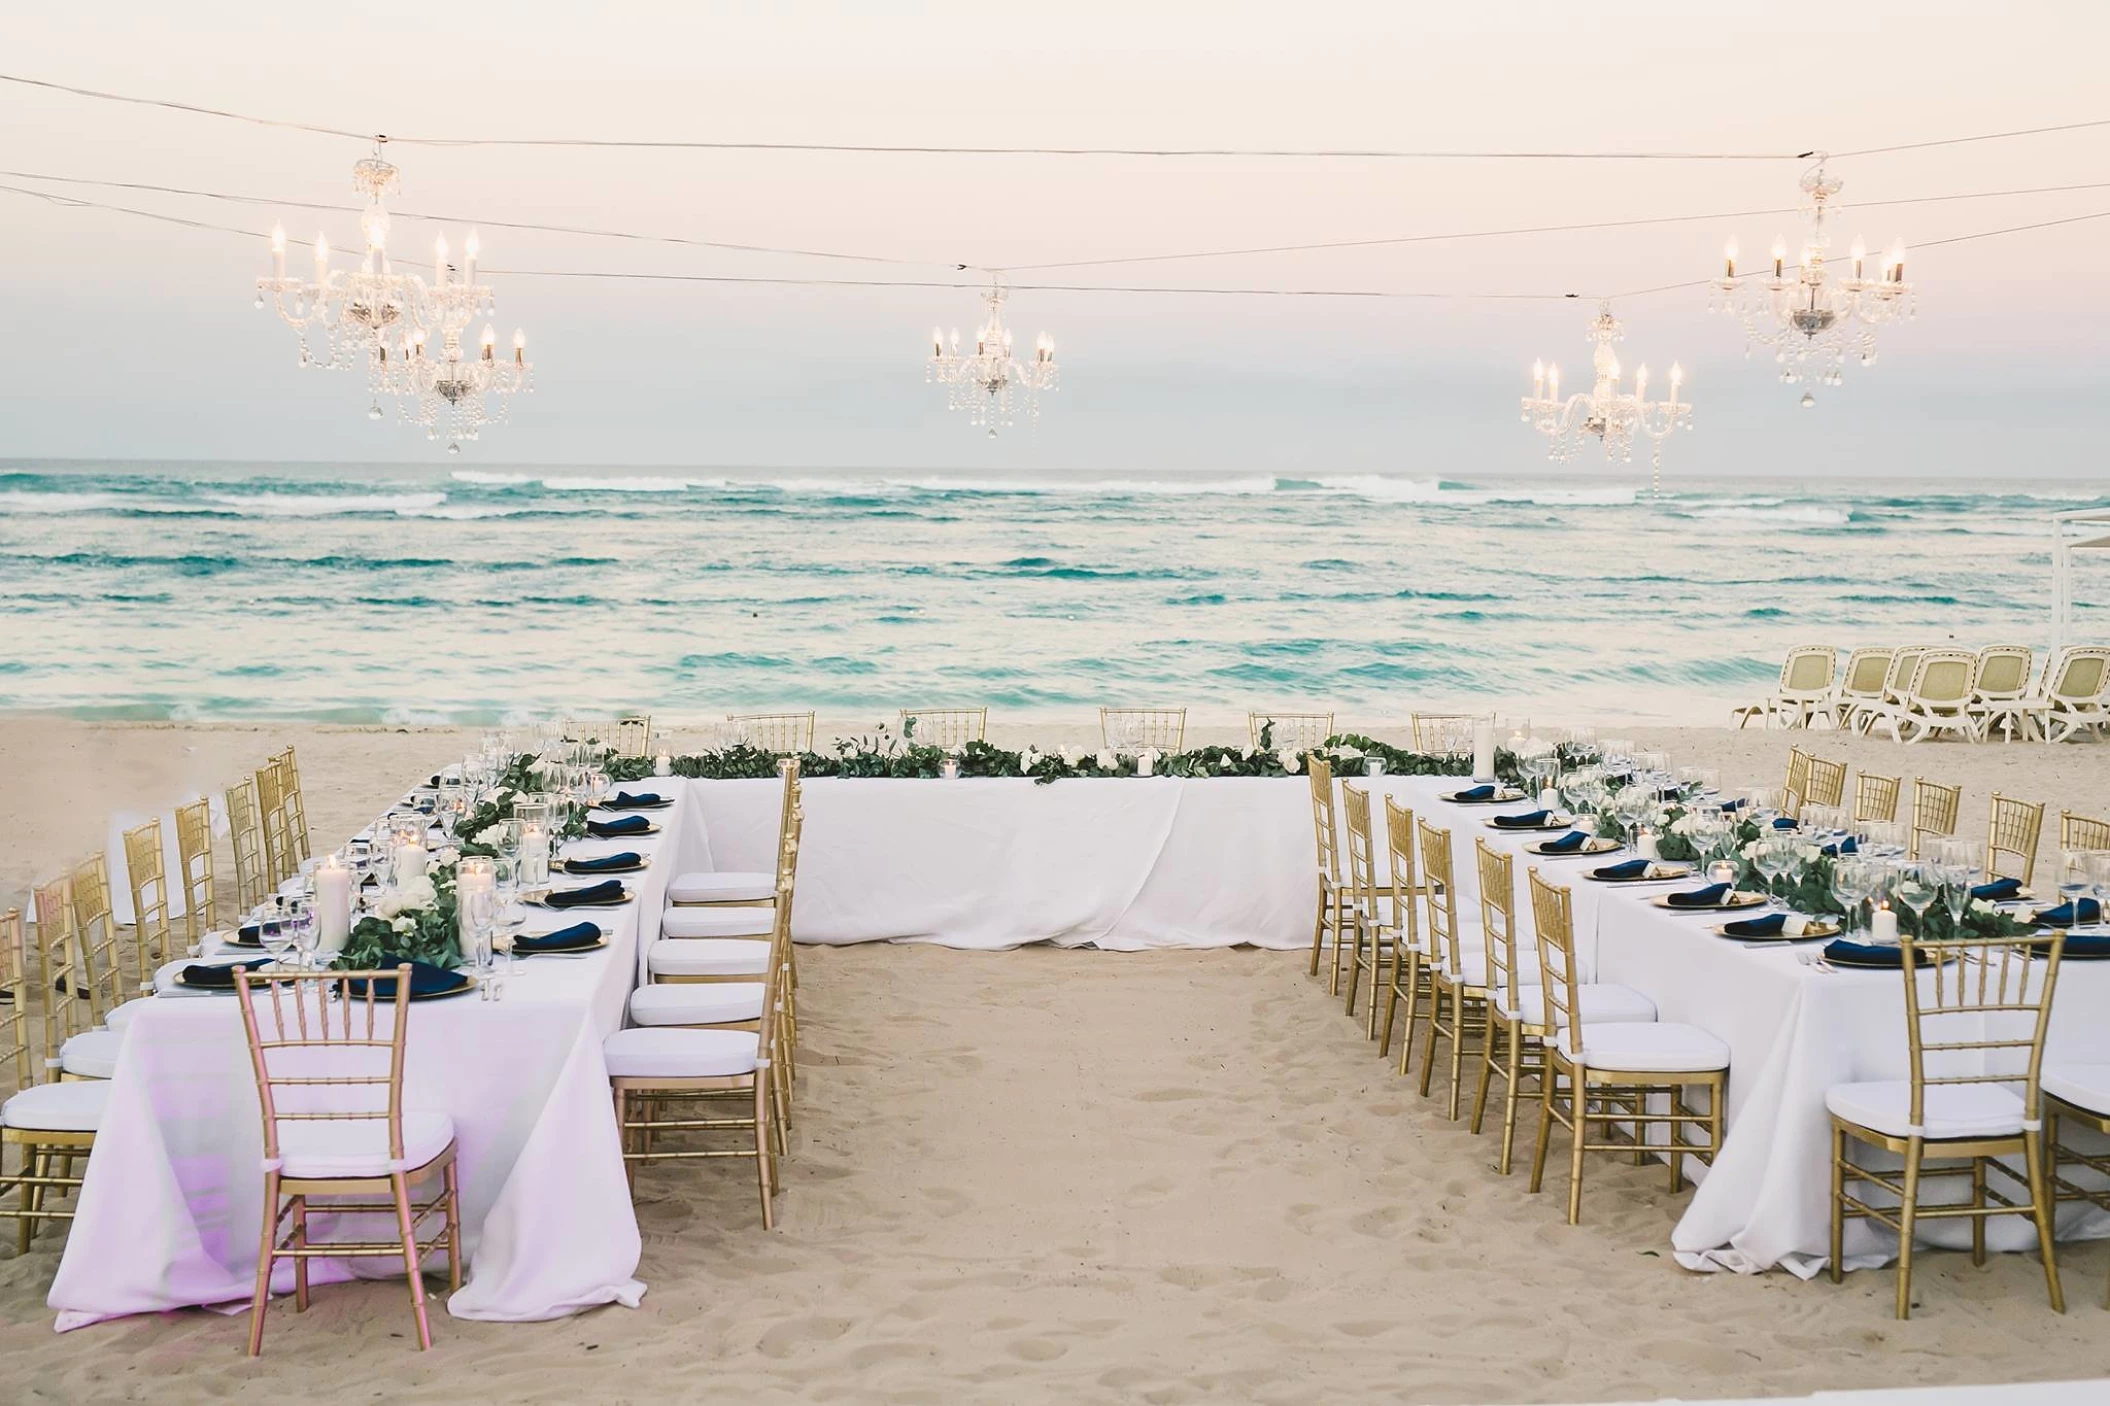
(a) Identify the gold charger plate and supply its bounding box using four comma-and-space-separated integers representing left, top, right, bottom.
1484, 814, 1575, 832
171, 960, 280, 990
1652, 890, 1768, 913
1711, 917, 1841, 941
560, 855, 652, 876
1444, 789, 1527, 805
1525, 836, 1621, 857
512, 930, 611, 956
586, 822, 661, 838
1584, 863, 1694, 884
345, 970, 480, 1001
527, 885, 636, 910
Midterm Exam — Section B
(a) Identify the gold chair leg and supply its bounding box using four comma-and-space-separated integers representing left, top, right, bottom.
1445, 999, 1470, 1122
292, 1197, 310, 1311
1497, 1044, 1525, 1177
1566, 1085, 1588, 1225
390, 1171, 434, 1350
2022, 1128, 2065, 1314
1307, 889, 1327, 977
1970, 1157, 1987, 1267
1417, 986, 1444, 1098
445, 1159, 464, 1293
755, 1080, 776, 1230
1341, 921, 1361, 1017
1469, 1018, 1499, 1136
1894, 1139, 1922, 1320
1529, 1070, 1556, 1195
247, 1171, 279, 1357
1829, 1124, 1846, 1284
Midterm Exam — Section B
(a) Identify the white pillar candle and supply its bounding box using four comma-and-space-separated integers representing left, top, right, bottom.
519, 821, 549, 888
392, 839, 428, 885
1537, 786, 1562, 812
1137, 752, 1155, 777
314, 854, 353, 955
1366, 757, 1386, 777
1472, 719, 1497, 782
1871, 904, 1899, 943
654, 750, 673, 777
1638, 829, 1660, 861
940, 758, 960, 781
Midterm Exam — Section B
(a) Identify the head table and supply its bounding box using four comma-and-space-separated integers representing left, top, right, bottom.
47, 770, 2109, 1331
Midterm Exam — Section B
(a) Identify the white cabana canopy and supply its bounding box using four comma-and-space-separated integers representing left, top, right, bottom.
2052, 508, 2110, 653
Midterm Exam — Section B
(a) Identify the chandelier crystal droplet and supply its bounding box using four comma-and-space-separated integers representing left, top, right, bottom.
253, 143, 533, 451
925, 283, 1058, 436
1708, 159, 1915, 403
1520, 302, 1691, 492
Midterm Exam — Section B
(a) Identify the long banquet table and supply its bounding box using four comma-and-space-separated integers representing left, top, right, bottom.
48, 788, 688, 1329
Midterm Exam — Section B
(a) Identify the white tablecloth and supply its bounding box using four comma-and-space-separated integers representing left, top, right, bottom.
675, 776, 1321, 952
48, 789, 688, 1330
1392, 777, 2110, 1276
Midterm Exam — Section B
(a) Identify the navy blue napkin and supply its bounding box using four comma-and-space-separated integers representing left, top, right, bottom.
349, 957, 462, 999
2035, 898, 2103, 927
1823, 938, 1903, 967
1541, 831, 1590, 853
1821, 838, 1859, 857
1492, 810, 1551, 829
1973, 877, 2022, 902
607, 791, 662, 809
1453, 784, 1497, 801
545, 879, 625, 909
566, 850, 641, 874
1593, 859, 1652, 880
1772, 817, 1798, 830
2062, 933, 2110, 958
1723, 913, 1788, 938
587, 815, 651, 838
514, 922, 602, 954
1719, 798, 1748, 812
1667, 883, 1731, 908
179, 957, 274, 989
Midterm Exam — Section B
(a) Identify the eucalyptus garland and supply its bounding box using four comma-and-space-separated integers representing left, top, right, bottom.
336, 857, 464, 971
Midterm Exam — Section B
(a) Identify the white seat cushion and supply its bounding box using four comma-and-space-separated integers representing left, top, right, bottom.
275, 1110, 456, 1179
661, 907, 775, 939
667, 871, 775, 904
1501, 982, 1657, 1028
629, 982, 765, 1027
59, 1029, 123, 1080
2044, 1063, 2110, 1117
102, 997, 154, 1037
604, 1027, 760, 1079
647, 938, 772, 978
2, 1079, 108, 1133
1444, 949, 1539, 990
1557, 1021, 1729, 1073
1825, 1080, 2027, 1141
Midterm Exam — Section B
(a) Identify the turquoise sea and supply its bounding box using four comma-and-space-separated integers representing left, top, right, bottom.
1, 462, 2102, 726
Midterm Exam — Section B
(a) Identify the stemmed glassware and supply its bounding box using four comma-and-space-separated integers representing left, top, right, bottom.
1891, 861, 1939, 941
1752, 836, 1797, 909
1832, 857, 1877, 939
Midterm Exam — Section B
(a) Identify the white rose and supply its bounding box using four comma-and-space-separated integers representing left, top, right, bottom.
432, 846, 460, 868
1277, 747, 1302, 774
391, 915, 416, 934
1059, 744, 1085, 766
1241, 744, 1256, 760
1798, 844, 1822, 863
1969, 898, 1996, 915
1219, 754, 1235, 770
1019, 746, 1041, 774
1335, 744, 1363, 760
1096, 749, 1117, 770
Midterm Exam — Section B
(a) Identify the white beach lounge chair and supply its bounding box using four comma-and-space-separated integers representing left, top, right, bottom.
1852, 646, 1927, 735
1871, 649, 1978, 744
1829, 647, 1893, 731
1963, 645, 2034, 741
2018, 647, 2110, 744
1732, 645, 1837, 730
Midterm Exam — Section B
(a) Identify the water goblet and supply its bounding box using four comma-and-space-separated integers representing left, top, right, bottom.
1831, 858, 1875, 939
256, 902, 295, 970
1891, 861, 1939, 940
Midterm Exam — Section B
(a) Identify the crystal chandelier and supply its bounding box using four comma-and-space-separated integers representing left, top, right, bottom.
254, 142, 530, 448
1520, 302, 1691, 491
925, 283, 1058, 436
1709, 160, 1913, 406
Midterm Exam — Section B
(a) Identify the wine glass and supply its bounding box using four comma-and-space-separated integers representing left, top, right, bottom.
1832, 858, 1875, 939
1752, 836, 1795, 908
1892, 861, 1939, 941
256, 902, 295, 970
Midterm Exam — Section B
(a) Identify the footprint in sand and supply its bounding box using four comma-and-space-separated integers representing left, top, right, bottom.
1008, 1339, 1067, 1361
757, 1316, 853, 1358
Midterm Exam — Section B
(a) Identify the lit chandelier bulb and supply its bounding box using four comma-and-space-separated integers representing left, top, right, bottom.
1887, 241, 1907, 282
1770, 236, 1785, 278
1547, 364, 1560, 398
513, 329, 527, 364
480, 323, 497, 360
1722, 240, 1737, 278
1851, 238, 1867, 280
931, 326, 945, 356
314, 233, 330, 284
1635, 363, 1649, 396
464, 231, 479, 284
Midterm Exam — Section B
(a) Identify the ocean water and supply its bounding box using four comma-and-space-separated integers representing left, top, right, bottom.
1, 461, 2102, 727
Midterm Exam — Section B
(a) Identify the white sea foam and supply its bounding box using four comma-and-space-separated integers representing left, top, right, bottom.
1681, 504, 1852, 527
879, 475, 1282, 497
450, 470, 535, 486
203, 491, 448, 518
538, 475, 726, 493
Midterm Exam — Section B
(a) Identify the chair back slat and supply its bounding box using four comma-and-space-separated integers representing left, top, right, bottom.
226, 777, 268, 910
1804, 755, 1848, 810
731, 711, 817, 753
900, 708, 988, 750
123, 817, 172, 994
1341, 785, 1379, 941
1909, 779, 1963, 858
69, 854, 123, 1025
33, 877, 83, 1063
1248, 711, 1334, 751
255, 760, 293, 886
1, 909, 30, 1093
1526, 870, 1582, 1037
1852, 772, 1900, 824
1307, 756, 1341, 885
1416, 819, 1466, 974
1783, 746, 1812, 816
1900, 932, 2064, 1128
1986, 793, 2046, 884
615, 715, 654, 759
1382, 797, 1422, 955
2059, 810, 2110, 853
1475, 839, 1523, 1011
1411, 713, 1476, 756
175, 796, 217, 945
234, 968, 412, 1166
271, 746, 310, 864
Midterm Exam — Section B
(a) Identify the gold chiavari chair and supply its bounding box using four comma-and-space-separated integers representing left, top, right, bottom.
1, 907, 106, 1253
669, 759, 801, 911
1804, 755, 1849, 810
1338, 783, 1387, 1029
254, 759, 294, 887
729, 711, 815, 754
1826, 928, 2066, 1319
900, 707, 988, 749
1099, 707, 1186, 753
1909, 779, 1963, 859
1411, 713, 1476, 756
1248, 711, 1334, 752
225, 777, 269, 911
1782, 745, 1813, 818
271, 747, 310, 866
32, 877, 81, 1078
1986, 793, 2046, 885
1304, 756, 1350, 992
615, 714, 654, 759
122, 818, 174, 997
175, 796, 217, 950
1415, 818, 1486, 1120
1528, 871, 1728, 1224
1852, 772, 1901, 825
2058, 810, 2110, 854
1376, 797, 1428, 1064
604, 864, 789, 1230
59, 857, 126, 1079
233, 966, 463, 1354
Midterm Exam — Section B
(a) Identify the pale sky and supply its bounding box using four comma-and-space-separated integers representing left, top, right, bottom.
2, 2, 2106, 478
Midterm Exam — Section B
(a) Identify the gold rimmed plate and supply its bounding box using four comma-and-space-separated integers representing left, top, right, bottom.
1652, 889, 1769, 913
599, 797, 674, 811
512, 928, 611, 957
1584, 863, 1694, 884
560, 854, 652, 877
585, 822, 662, 839
346, 969, 480, 1001
1711, 917, 1841, 941
1485, 814, 1575, 833
171, 959, 281, 991
1524, 836, 1622, 857
1443, 788, 1527, 805
526, 885, 636, 910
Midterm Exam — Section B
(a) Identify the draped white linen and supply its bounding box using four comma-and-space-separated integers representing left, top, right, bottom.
1389, 776, 2110, 1276
47, 792, 684, 1330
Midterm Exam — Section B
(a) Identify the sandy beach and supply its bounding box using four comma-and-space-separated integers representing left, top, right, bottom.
3, 717, 2108, 1402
